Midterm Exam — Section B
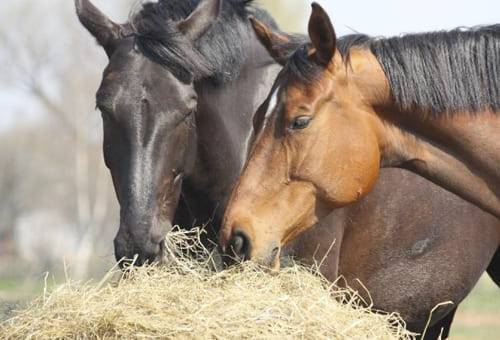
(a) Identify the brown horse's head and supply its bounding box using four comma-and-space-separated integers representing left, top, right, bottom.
220, 3, 387, 267
76, 0, 221, 265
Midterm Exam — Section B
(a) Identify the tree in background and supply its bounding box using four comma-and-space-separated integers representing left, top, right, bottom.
259, 0, 308, 32
0, 0, 135, 280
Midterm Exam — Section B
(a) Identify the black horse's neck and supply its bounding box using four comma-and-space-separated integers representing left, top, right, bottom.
181, 34, 281, 234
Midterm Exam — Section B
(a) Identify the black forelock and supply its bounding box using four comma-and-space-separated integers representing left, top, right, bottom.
130, 0, 278, 84
284, 25, 500, 115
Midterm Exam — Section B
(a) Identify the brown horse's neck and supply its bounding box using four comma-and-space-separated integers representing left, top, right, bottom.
349, 48, 500, 219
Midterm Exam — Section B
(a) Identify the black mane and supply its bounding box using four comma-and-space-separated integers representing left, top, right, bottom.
130, 0, 277, 84
287, 25, 500, 114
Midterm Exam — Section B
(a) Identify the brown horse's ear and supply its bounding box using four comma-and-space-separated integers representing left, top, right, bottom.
250, 17, 292, 66
75, 0, 122, 57
178, 0, 221, 41
308, 2, 337, 66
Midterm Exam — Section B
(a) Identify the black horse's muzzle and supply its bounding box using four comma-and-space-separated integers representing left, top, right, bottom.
114, 218, 172, 267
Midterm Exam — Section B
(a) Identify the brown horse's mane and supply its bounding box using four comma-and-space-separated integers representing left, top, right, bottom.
286, 25, 500, 115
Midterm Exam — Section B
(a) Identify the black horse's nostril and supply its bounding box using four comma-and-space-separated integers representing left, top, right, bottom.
227, 229, 252, 260
114, 231, 163, 269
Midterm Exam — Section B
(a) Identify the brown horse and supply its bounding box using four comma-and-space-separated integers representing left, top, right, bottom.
220, 3, 500, 266
220, 4, 500, 338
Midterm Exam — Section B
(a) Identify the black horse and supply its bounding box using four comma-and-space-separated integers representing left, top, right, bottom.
76, 0, 499, 338
76, 0, 281, 264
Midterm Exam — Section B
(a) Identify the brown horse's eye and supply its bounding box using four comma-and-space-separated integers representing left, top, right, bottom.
291, 116, 312, 130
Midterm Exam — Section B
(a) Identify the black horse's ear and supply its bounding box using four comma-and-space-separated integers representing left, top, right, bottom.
308, 2, 337, 66
75, 0, 122, 56
250, 17, 292, 66
178, 0, 221, 41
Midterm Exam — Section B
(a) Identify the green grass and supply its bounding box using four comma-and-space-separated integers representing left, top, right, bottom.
0, 279, 19, 291
450, 275, 500, 340
0, 275, 57, 321
457, 276, 499, 313
452, 325, 500, 340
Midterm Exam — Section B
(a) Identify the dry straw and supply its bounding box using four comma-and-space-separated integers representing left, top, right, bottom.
1, 228, 414, 339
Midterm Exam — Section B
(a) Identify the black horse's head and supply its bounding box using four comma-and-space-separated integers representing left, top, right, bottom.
75, 0, 221, 265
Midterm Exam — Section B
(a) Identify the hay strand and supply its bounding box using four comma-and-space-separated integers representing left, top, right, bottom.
1, 228, 414, 339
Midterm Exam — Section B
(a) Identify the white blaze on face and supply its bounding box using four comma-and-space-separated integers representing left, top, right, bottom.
266, 84, 280, 120
259, 82, 282, 134
241, 81, 283, 165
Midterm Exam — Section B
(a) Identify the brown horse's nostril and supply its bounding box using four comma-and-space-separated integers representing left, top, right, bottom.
227, 229, 252, 260
271, 246, 280, 259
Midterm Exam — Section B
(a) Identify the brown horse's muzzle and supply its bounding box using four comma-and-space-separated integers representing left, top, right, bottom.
220, 227, 281, 269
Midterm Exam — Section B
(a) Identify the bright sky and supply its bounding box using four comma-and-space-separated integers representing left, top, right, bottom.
312, 0, 500, 36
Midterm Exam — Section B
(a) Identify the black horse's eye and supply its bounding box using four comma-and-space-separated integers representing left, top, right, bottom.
291, 116, 312, 130
100, 109, 110, 122
101, 109, 116, 125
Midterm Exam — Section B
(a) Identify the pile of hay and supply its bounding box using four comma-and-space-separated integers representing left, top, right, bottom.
1, 229, 413, 339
